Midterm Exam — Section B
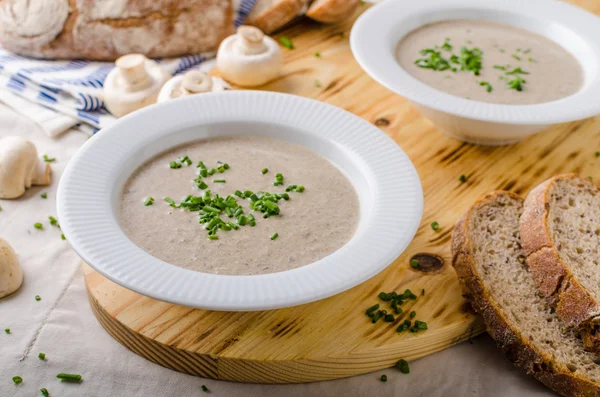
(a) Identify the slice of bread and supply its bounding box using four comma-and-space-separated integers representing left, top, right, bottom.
452, 191, 600, 397
246, 0, 309, 33
306, 0, 361, 23
521, 174, 600, 353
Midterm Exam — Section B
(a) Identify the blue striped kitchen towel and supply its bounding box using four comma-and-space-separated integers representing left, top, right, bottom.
0, 0, 256, 136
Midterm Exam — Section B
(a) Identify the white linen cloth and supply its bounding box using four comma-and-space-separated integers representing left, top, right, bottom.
0, 0, 255, 137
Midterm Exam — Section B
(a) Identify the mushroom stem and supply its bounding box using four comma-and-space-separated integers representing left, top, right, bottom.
236, 26, 267, 55
181, 71, 213, 94
116, 54, 151, 91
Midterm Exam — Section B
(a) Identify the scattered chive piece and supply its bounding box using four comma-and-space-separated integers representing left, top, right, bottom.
459, 174, 468, 183
507, 75, 526, 92
396, 359, 410, 374
410, 259, 419, 268
479, 81, 493, 93
213, 179, 226, 183
595, 152, 600, 158
5, 328, 10, 334
43, 155, 56, 163
49, 216, 58, 226
421, 289, 425, 296
270, 232, 279, 240
208, 235, 219, 240
201, 385, 209, 392
512, 54, 521, 61
0, 205, 2, 211
314, 79, 322, 88
164, 197, 176, 207
34, 222, 43, 230
12, 376, 23, 384
431, 221, 440, 231
41, 192, 47, 199
380, 374, 387, 382
279, 36, 294, 49
208, 168, 217, 175
493, 65, 506, 71
314, 52, 321, 58
262, 168, 268, 174
61, 234, 66, 241
143, 196, 154, 206
505, 67, 529, 75
169, 160, 182, 169
410, 311, 416, 318
384, 314, 395, 322
56, 373, 82, 382
35, 295, 41, 301
40, 388, 49, 396
528, 57, 536, 62
38, 352, 46, 360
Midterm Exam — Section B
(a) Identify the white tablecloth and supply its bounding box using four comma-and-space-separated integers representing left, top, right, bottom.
0, 103, 556, 396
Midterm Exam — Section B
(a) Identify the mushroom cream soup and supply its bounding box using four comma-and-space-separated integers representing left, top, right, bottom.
396, 20, 584, 105
119, 136, 360, 275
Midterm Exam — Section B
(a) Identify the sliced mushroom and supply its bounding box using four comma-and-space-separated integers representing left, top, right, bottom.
0, 238, 23, 299
216, 25, 282, 87
0, 136, 51, 199
157, 70, 230, 103
103, 53, 170, 117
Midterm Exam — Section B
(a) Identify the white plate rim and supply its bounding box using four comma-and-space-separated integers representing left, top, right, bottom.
57, 91, 424, 311
350, 0, 600, 125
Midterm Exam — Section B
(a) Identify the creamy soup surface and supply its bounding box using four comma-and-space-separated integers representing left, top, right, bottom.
396, 20, 584, 105
119, 136, 360, 275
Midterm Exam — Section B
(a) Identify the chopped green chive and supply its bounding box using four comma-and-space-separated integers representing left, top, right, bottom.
237, 215, 248, 226
380, 374, 387, 382
49, 216, 58, 226
34, 222, 43, 230
431, 221, 440, 231
208, 235, 219, 240
421, 289, 425, 296
41, 192, 47, 199
169, 160, 182, 169
12, 375, 23, 384
595, 152, 600, 158
35, 295, 41, 301
479, 81, 493, 93
507, 75, 526, 91
143, 196, 154, 206
164, 197, 176, 207
279, 36, 294, 49
505, 67, 529, 75
40, 388, 49, 396
208, 168, 217, 175
271, 232, 279, 240
493, 65, 506, 71
410, 259, 419, 268
396, 359, 410, 374
5, 328, 10, 334
314, 79, 322, 88
512, 54, 521, 61
43, 155, 56, 163
528, 57, 536, 63
197, 180, 208, 189
459, 174, 467, 183
61, 234, 66, 241
410, 311, 416, 318
38, 352, 46, 360
201, 385, 209, 392
314, 52, 321, 58
56, 373, 82, 382
262, 168, 268, 174
213, 179, 226, 183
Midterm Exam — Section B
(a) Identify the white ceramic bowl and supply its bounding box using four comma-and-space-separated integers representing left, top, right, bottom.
57, 91, 423, 311
350, 0, 600, 145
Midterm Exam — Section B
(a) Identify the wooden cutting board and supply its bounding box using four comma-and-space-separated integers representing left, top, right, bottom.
84, 1, 600, 383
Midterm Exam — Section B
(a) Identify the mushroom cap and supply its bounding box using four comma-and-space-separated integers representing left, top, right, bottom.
157, 73, 230, 103
216, 28, 283, 87
103, 54, 170, 117
0, 238, 23, 299
0, 136, 51, 199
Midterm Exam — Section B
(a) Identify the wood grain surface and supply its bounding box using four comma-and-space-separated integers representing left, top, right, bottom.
84, 1, 600, 383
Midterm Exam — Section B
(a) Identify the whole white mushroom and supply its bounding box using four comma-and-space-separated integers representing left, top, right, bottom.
0, 136, 51, 199
0, 238, 23, 299
157, 70, 230, 103
103, 54, 170, 117
216, 25, 282, 87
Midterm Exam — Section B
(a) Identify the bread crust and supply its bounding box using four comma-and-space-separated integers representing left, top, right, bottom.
521, 174, 600, 353
246, 0, 309, 34
0, 0, 233, 60
452, 191, 600, 397
306, 0, 361, 23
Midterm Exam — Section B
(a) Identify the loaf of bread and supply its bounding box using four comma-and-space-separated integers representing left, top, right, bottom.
246, 0, 309, 34
306, 0, 361, 23
452, 191, 600, 397
0, 0, 234, 60
521, 174, 600, 354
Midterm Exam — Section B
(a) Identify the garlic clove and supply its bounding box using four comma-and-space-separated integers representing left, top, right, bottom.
0, 137, 51, 199
0, 238, 23, 299
182, 71, 213, 93
216, 26, 283, 87
104, 54, 170, 118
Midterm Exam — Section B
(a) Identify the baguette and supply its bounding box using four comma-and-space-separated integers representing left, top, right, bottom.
452, 191, 600, 397
306, 0, 361, 23
521, 174, 600, 353
245, 0, 309, 33
0, 0, 233, 60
